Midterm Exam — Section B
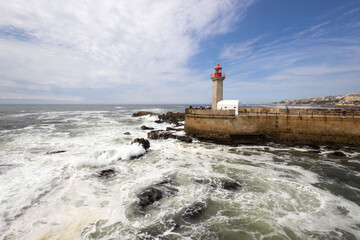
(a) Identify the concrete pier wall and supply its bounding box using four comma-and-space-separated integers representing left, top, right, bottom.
185, 108, 360, 146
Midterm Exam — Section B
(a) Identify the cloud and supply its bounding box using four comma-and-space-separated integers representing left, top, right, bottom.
0, 0, 254, 103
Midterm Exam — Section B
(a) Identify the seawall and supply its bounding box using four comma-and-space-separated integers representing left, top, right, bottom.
184, 108, 360, 147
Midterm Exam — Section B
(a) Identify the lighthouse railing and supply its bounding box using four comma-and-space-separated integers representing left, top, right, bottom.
210, 72, 225, 78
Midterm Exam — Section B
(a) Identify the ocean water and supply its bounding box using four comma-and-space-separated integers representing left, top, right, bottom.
0, 104, 359, 240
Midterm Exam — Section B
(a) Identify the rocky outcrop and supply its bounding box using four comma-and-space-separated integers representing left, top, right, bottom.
166, 127, 183, 131
98, 169, 116, 179
137, 179, 178, 208
141, 125, 154, 130
132, 111, 185, 126
222, 181, 241, 191
147, 130, 192, 143
138, 187, 163, 207
132, 111, 158, 117
131, 138, 150, 150
157, 112, 185, 126
328, 151, 346, 158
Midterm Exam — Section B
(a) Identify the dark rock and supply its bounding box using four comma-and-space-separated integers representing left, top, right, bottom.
222, 181, 241, 191
132, 111, 158, 117
195, 178, 241, 191
328, 151, 346, 158
138, 187, 163, 207
137, 179, 178, 207
176, 135, 192, 143
46, 150, 66, 155
124, 132, 131, 135
154, 120, 163, 124
181, 202, 206, 220
309, 144, 321, 150
147, 130, 171, 140
158, 112, 185, 126
131, 138, 150, 150
98, 169, 116, 178
147, 130, 192, 143
141, 125, 154, 130
166, 127, 183, 131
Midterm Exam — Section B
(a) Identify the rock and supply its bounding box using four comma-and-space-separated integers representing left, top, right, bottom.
166, 127, 183, 131
328, 151, 346, 158
195, 178, 241, 191
46, 150, 66, 155
137, 179, 178, 207
124, 132, 131, 135
222, 181, 241, 191
147, 130, 192, 143
141, 125, 154, 130
138, 187, 163, 207
176, 135, 192, 143
158, 112, 185, 126
154, 120, 163, 124
309, 144, 321, 150
131, 138, 150, 150
181, 202, 206, 220
98, 169, 116, 178
132, 111, 158, 117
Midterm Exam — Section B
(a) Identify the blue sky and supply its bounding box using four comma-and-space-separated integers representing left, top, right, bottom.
0, 0, 359, 104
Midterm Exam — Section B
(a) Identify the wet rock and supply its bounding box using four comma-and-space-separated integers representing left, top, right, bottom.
147, 130, 170, 140
158, 112, 185, 126
181, 202, 206, 220
166, 127, 183, 131
154, 120, 163, 124
131, 138, 150, 150
141, 125, 154, 130
124, 132, 131, 135
176, 135, 192, 143
309, 144, 321, 150
46, 150, 66, 155
138, 187, 163, 207
132, 111, 158, 117
137, 179, 178, 207
222, 181, 241, 191
195, 178, 241, 191
98, 169, 116, 178
328, 151, 346, 158
147, 130, 192, 143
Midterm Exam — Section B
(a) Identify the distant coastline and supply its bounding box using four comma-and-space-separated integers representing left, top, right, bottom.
273, 93, 360, 107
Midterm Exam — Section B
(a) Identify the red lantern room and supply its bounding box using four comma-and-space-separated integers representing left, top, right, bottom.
213, 63, 225, 77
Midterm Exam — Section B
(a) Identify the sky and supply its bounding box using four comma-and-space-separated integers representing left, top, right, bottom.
0, 0, 359, 104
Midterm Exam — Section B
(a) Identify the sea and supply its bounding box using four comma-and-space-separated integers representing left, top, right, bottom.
0, 104, 359, 240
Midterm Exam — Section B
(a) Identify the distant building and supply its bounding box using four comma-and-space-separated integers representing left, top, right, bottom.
344, 93, 360, 103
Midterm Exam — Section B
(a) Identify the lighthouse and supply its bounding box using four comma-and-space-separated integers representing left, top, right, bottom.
211, 63, 225, 109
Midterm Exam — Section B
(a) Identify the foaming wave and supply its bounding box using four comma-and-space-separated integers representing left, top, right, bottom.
75, 143, 146, 168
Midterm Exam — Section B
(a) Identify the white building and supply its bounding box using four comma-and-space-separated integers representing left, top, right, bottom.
217, 100, 239, 115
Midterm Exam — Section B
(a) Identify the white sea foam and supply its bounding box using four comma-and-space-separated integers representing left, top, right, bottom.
75, 143, 146, 168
